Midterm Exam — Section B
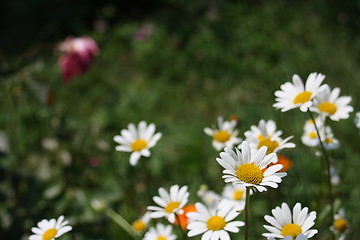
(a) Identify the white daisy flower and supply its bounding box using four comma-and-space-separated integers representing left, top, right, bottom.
310, 85, 353, 121
355, 112, 360, 129
216, 141, 287, 192
197, 185, 221, 208
29, 216, 72, 240
263, 202, 317, 239
148, 185, 189, 223
132, 212, 151, 234
303, 117, 324, 131
268, 234, 308, 240
204, 116, 242, 151
301, 128, 320, 147
322, 126, 340, 150
113, 121, 162, 166
244, 119, 295, 157
187, 199, 245, 240
301, 119, 324, 147
274, 72, 327, 112
143, 223, 176, 240
330, 208, 349, 240
221, 184, 247, 211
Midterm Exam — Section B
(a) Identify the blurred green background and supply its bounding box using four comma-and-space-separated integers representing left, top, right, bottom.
1, 0, 360, 239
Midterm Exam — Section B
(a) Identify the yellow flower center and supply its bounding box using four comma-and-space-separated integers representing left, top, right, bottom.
308, 132, 317, 139
324, 138, 333, 144
257, 137, 279, 154
164, 201, 180, 213
233, 190, 244, 200
213, 130, 231, 143
42, 228, 58, 240
333, 218, 348, 233
131, 139, 147, 151
257, 134, 265, 141
293, 91, 312, 104
157, 236, 167, 240
318, 102, 337, 115
132, 220, 147, 232
236, 163, 264, 185
281, 224, 302, 239
207, 216, 226, 231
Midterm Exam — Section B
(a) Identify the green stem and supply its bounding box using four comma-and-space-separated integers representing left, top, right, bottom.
104, 206, 139, 240
244, 187, 250, 240
307, 111, 335, 238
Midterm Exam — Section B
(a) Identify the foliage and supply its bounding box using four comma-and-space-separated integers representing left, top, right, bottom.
1, 1, 360, 239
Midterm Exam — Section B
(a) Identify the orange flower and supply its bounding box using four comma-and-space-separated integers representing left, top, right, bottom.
229, 114, 240, 123
269, 155, 293, 172
174, 204, 197, 230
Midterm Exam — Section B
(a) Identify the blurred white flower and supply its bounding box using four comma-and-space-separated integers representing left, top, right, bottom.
0, 131, 9, 154
354, 112, 360, 129
197, 185, 221, 208
132, 212, 151, 234
114, 121, 162, 166
221, 184, 247, 211
41, 138, 59, 151
29, 216, 72, 240
204, 116, 242, 151
330, 208, 349, 240
143, 223, 176, 240
244, 119, 295, 160
310, 85, 353, 121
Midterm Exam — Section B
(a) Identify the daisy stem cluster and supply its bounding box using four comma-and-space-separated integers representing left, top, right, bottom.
104, 206, 140, 240
307, 110, 335, 234
244, 187, 251, 240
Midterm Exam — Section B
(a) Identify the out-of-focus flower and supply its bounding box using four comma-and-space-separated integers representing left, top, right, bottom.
174, 204, 197, 230
310, 85, 353, 121
330, 208, 349, 240
197, 185, 221, 207
187, 199, 244, 240
221, 184, 247, 211
113, 121, 162, 166
269, 155, 293, 172
301, 120, 322, 147
204, 116, 242, 151
263, 203, 317, 239
91, 199, 106, 211
29, 216, 72, 240
330, 165, 340, 186
354, 112, 360, 129
41, 138, 59, 151
274, 72, 326, 112
89, 157, 101, 167
268, 234, 308, 240
143, 223, 176, 240
134, 23, 154, 41
322, 126, 340, 150
244, 119, 295, 158
132, 212, 151, 234
216, 142, 286, 192
0, 131, 9, 155
148, 185, 189, 223
58, 36, 99, 83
